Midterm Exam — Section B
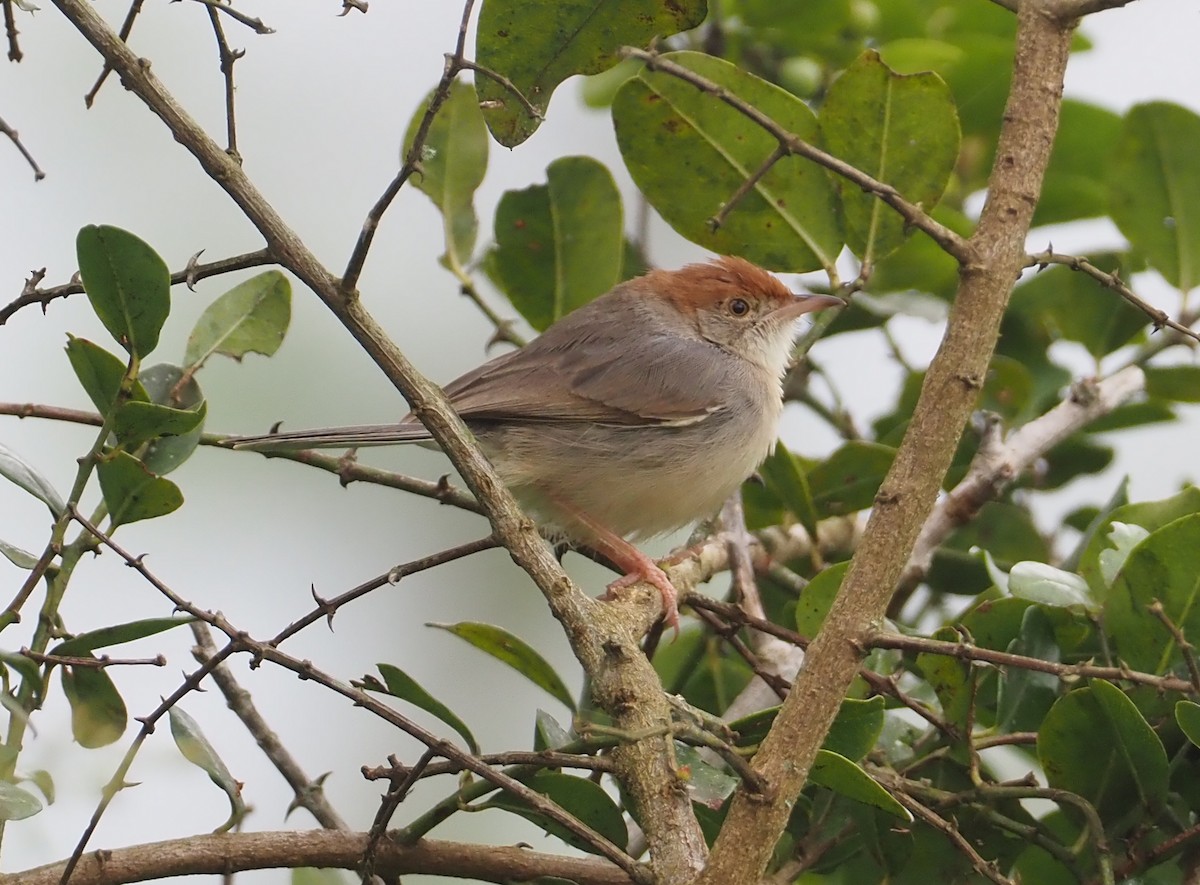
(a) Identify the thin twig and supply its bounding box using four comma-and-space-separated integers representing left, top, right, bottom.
4, 0, 22, 61
0, 114, 45, 180
19, 649, 166, 668
202, 2, 245, 159
0, 248, 273, 325
1027, 249, 1200, 343
1147, 600, 1200, 693
187, 0, 274, 35
84, 0, 146, 107
708, 143, 787, 231
621, 46, 971, 263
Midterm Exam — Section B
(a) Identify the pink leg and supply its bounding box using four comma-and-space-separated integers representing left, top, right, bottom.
548, 498, 680, 631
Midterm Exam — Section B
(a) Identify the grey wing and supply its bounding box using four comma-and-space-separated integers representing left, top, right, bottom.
444, 320, 732, 427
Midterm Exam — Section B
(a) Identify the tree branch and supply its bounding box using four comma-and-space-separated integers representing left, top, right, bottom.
4, 831, 636, 885
695, 6, 1076, 881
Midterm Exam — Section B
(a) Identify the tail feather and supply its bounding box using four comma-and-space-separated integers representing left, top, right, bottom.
225, 423, 433, 451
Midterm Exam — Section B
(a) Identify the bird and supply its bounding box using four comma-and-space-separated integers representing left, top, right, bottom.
227, 256, 842, 629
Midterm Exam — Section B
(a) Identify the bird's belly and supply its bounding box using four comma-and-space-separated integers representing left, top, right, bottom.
481, 406, 779, 541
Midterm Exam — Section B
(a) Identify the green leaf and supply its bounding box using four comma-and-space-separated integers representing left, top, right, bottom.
796, 561, 848, 638
757, 442, 819, 541
823, 696, 885, 761
613, 51, 842, 272
475, 0, 706, 147
0, 782, 42, 821
403, 81, 488, 269
76, 225, 171, 357
1038, 681, 1168, 820
64, 335, 149, 416
292, 870, 351, 885
487, 156, 625, 331
23, 770, 54, 806
819, 50, 959, 262
1007, 562, 1094, 611
1104, 513, 1200, 674
674, 743, 739, 809
169, 706, 246, 834
1078, 486, 1200, 596
807, 442, 896, 518
0, 441, 65, 518
96, 452, 184, 529
139, 364, 207, 475
61, 663, 127, 748
533, 709, 573, 751
366, 664, 478, 753
1009, 260, 1148, 360
869, 205, 972, 301
997, 606, 1060, 734
51, 617, 193, 657
1176, 700, 1200, 750
1034, 100, 1122, 226
486, 770, 628, 854
1109, 102, 1200, 291
0, 538, 38, 569
429, 622, 576, 713
916, 626, 971, 733
112, 400, 207, 451
810, 750, 911, 821
1145, 365, 1200, 403
183, 271, 291, 370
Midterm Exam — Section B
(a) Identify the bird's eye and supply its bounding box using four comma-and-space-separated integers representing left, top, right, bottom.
729, 298, 750, 317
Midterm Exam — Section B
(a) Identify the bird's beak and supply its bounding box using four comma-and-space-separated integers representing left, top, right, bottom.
774, 292, 844, 320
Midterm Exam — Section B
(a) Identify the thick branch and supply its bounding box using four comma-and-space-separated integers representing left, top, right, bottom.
4, 831, 634, 885
696, 6, 1075, 882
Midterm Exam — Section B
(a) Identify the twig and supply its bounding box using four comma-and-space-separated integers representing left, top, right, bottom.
1027, 249, 1200, 343
84, 0, 146, 107
360, 748, 436, 883
0, 248, 273, 325
186, 0, 274, 35
868, 631, 1196, 695
4, 0, 23, 61
888, 790, 1014, 885
0, 113, 45, 180
19, 649, 166, 668
707, 143, 788, 231
454, 56, 544, 122
202, 1, 245, 159
621, 46, 971, 263
1147, 600, 1200, 693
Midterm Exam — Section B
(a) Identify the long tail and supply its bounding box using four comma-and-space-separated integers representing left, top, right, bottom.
224, 423, 433, 451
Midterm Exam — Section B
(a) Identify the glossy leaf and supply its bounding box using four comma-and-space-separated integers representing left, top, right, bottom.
96, 452, 184, 529
614, 51, 842, 272
139, 364, 207, 475
0, 538, 38, 569
61, 663, 127, 748
51, 616, 193, 657
1176, 700, 1200, 749
76, 225, 170, 357
533, 709, 573, 751
820, 50, 959, 262
169, 706, 246, 833
1007, 562, 1093, 611
674, 743, 739, 808
1078, 486, 1200, 596
367, 664, 478, 753
1110, 102, 1200, 291
476, 0, 706, 147
1097, 522, 1149, 589
112, 400, 207, 451
1034, 100, 1122, 226
1039, 681, 1167, 820
429, 621, 576, 712
487, 770, 628, 854
1104, 513, 1200, 674
0, 782, 42, 821
487, 156, 625, 331
0, 441, 65, 518
810, 750, 911, 821
183, 271, 291, 369
796, 561, 848, 638
997, 606, 1059, 734
403, 81, 488, 268
807, 441, 896, 518
64, 335, 148, 416
757, 442, 819, 541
